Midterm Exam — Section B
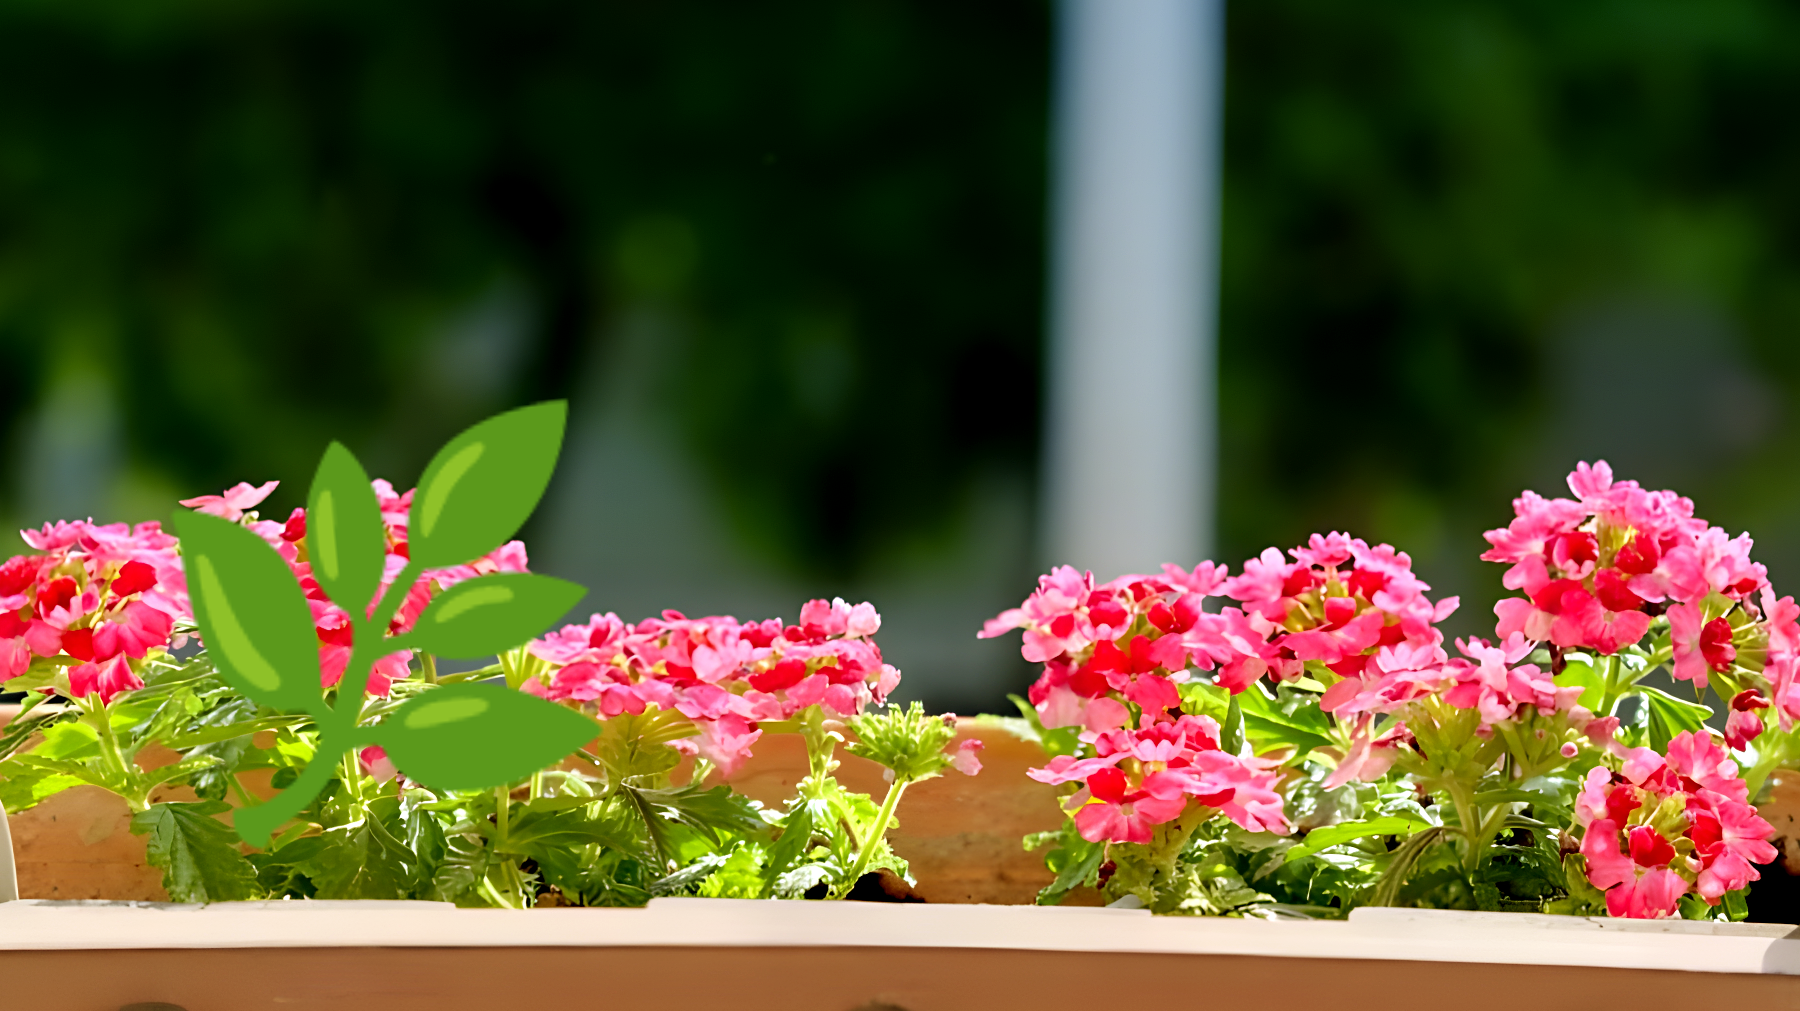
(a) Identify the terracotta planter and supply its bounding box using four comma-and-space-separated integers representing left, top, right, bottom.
0, 898, 1793, 1010
0, 708, 1068, 904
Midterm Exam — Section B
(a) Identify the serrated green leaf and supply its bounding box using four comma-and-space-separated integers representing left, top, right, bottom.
372, 682, 598, 790
300, 804, 411, 899
1038, 832, 1104, 905
504, 799, 648, 861
628, 782, 769, 846
1238, 682, 1333, 757
407, 401, 567, 569
408, 573, 586, 659
305, 441, 388, 616
1639, 685, 1712, 754
173, 510, 325, 717
760, 795, 817, 897
130, 800, 261, 903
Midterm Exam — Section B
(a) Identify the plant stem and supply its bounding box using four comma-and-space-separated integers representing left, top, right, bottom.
422, 652, 438, 684
494, 785, 511, 844
835, 777, 908, 898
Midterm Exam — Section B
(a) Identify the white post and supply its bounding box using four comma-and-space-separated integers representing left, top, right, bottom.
1044, 0, 1224, 577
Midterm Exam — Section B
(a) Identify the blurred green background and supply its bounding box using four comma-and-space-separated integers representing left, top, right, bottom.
2, 1, 1798, 713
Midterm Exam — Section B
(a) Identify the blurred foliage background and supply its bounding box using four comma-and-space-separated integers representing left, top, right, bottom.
2, 0, 1798, 710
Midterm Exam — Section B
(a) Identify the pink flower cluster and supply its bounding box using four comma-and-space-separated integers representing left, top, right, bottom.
185, 479, 529, 697
1483, 461, 1767, 673
1027, 715, 1289, 844
1318, 631, 1617, 786
1575, 731, 1777, 918
0, 519, 191, 704
521, 597, 902, 775
982, 534, 1458, 735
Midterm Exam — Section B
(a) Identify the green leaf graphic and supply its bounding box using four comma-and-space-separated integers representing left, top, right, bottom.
305, 441, 388, 616
408, 573, 586, 659
373, 682, 597, 790
131, 800, 261, 903
407, 401, 567, 569
174, 510, 325, 717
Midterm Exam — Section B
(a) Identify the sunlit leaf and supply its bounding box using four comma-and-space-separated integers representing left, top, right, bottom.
130, 800, 261, 903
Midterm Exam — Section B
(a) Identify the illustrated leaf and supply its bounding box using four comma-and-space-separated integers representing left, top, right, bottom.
173, 510, 325, 716
372, 682, 598, 790
408, 573, 586, 659
1284, 815, 1431, 863
407, 401, 567, 569
130, 800, 261, 903
305, 441, 388, 616
1639, 685, 1712, 753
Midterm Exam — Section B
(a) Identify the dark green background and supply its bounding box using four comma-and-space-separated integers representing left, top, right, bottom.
2, 0, 1798, 711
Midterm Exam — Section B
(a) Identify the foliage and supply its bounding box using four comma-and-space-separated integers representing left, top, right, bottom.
0, 406, 977, 903
995, 461, 1786, 920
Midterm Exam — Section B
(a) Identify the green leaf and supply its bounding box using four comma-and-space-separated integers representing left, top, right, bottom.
305, 441, 388, 616
1284, 815, 1431, 863
1553, 653, 1605, 712
504, 798, 650, 862
1038, 831, 1104, 905
407, 573, 586, 659
130, 800, 261, 903
299, 804, 411, 899
1222, 692, 1244, 754
372, 682, 598, 790
0, 761, 85, 814
1238, 682, 1333, 757
1639, 685, 1712, 754
173, 509, 325, 717
627, 782, 769, 847
407, 401, 568, 569
845, 701, 958, 783
760, 795, 817, 897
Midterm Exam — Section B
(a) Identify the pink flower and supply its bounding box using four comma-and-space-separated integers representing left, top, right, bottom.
1073, 766, 1187, 844
359, 745, 399, 784
693, 714, 760, 777
1667, 602, 1713, 686
179, 480, 279, 522
949, 739, 984, 776
1663, 730, 1746, 803
69, 655, 143, 705
1725, 690, 1770, 752
91, 600, 174, 661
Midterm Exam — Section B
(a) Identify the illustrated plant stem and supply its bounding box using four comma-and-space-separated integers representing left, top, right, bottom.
835, 777, 908, 898
238, 560, 424, 847
235, 745, 342, 847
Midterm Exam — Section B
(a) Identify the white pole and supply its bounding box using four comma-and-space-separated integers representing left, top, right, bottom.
1044, 0, 1224, 577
